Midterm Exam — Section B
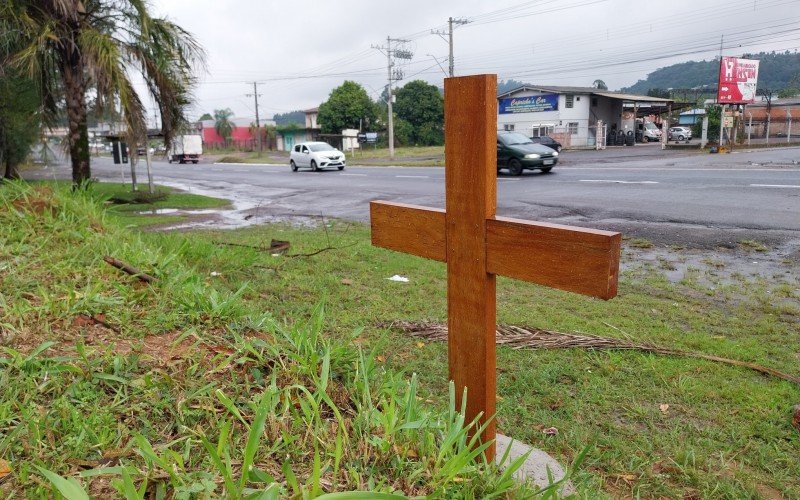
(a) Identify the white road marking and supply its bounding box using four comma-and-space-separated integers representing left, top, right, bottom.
749, 184, 800, 188
340, 173, 367, 176
579, 179, 659, 184
567, 167, 797, 171
396, 175, 429, 178
497, 177, 521, 181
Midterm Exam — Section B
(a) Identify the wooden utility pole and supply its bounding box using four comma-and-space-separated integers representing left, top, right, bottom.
246, 82, 263, 153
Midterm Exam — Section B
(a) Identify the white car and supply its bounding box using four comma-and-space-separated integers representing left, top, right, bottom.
289, 142, 346, 172
668, 126, 692, 142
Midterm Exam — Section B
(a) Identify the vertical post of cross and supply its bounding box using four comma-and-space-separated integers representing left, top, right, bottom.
444, 74, 498, 458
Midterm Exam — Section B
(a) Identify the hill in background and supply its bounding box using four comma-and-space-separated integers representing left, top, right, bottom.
621, 51, 800, 95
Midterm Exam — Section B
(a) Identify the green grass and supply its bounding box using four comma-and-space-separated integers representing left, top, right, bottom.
211, 146, 445, 167
0, 182, 551, 498
1, 181, 798, 498
76, 182, 230, 228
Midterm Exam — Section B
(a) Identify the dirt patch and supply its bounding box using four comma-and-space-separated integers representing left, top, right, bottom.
10, 186, 58, 215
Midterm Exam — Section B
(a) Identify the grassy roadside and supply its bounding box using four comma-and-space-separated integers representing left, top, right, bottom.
85, 182, 229, 228
212, 146, 445, 167
2, 182, 799, 497
0, 183, 548, 498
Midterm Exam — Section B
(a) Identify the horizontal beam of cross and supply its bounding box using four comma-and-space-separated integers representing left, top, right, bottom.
370, 200, 620, 299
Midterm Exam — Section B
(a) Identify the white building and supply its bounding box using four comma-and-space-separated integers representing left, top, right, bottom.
497, 85, 674, 148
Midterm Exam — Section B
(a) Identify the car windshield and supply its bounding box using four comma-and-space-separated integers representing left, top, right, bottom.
644, 122, 658, 130
500, 132, 533, 145
308, 143, 335, 152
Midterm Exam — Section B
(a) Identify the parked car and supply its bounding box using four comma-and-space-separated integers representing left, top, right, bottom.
497, 132, 558, 175
529, 135, 562, 152
635, 121, 662, 143
289, 142, 346, 171
668, 126, 692, 142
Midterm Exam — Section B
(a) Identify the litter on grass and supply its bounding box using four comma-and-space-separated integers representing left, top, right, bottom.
387, 275, 409, 283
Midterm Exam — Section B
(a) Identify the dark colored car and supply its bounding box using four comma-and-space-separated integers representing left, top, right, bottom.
529, 135, 562, 152
497, 132, 559, 175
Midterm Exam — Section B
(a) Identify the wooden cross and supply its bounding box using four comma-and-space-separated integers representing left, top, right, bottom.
370, 75, 621, 459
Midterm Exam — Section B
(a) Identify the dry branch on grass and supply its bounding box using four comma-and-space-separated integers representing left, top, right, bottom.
212, 239, 357, 258
381, 320, 800, 386
103, 256, 157, 283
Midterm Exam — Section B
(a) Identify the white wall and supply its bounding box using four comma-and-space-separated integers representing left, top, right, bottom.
497, 90, 592, 142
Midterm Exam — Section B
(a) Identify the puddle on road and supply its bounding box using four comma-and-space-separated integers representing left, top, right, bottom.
142, 181, 324, 231
137, 208, 221, 216
622, 239, 800, 289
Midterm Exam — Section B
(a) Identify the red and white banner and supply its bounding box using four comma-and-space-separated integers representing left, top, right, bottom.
717, 57, 759, 104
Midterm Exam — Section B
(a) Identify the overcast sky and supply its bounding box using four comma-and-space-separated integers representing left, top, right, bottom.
142, 0, 800, 124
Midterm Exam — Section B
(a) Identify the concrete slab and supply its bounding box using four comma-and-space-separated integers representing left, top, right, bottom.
495, 434, 576, 495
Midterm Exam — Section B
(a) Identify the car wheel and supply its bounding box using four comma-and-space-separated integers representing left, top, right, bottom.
192, 160, 198, 164
311, 160, 318, 172
642, 136, 649, 143
168, 157, 172, 164
508, 158, 523, 176
290, 160, 298, 172
540, 167, 553, 173
179, 159, 185, 164
338, 166, 344, 171
678, 135, 685, 141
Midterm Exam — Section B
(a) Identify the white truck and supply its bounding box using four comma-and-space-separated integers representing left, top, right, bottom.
168, 135, 202, 164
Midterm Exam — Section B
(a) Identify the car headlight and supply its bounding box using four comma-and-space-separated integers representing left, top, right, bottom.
552, 151, 559, 157
524, 153, 540, 159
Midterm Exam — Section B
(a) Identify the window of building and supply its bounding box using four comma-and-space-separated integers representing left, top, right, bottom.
568, 122, 579, 135
533, 125, 554, 136
503, 123, 515, 131
591, 97, 598, 107
565, 95, 574, 108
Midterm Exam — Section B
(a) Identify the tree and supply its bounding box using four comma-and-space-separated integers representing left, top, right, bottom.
0, 25, 41, 180
592, 79, 608, 90
647, 88, 672, 99
214, 108, 235, 144
317, 81, 377, 134
394, 80, 444, 146
3, 0, 204, 186
198, 113, 213, 121
273, 110, 305, 126
0, 73, 40, 180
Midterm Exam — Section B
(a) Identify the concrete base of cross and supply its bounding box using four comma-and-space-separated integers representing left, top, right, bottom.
495, 434, 576, 495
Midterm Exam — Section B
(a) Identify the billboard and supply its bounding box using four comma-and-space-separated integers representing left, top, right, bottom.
717, 57, 759, 104
499, 94, 558, 114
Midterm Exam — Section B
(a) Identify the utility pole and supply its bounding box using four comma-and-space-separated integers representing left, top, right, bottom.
717, 35, 725, 148
372, 37, 413, 159
246, 82, 262, 152
432, 17, 469, 77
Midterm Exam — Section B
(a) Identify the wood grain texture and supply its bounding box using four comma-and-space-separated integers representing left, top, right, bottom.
370, 201, 446, 262
444, 74, 498, 459
486, 217, 621, 299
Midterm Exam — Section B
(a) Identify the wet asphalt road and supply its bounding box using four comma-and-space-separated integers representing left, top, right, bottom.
30, 144, 800, 248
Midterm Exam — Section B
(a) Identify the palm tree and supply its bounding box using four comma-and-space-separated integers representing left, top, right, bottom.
2, 0, 205, 186
214, 108, 235, 146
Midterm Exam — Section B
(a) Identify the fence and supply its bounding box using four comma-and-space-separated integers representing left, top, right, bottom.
742, 117, 797, 144
203, 137, 278, 152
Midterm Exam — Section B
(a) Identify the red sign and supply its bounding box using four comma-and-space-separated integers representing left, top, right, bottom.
717, 57, 759, 104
